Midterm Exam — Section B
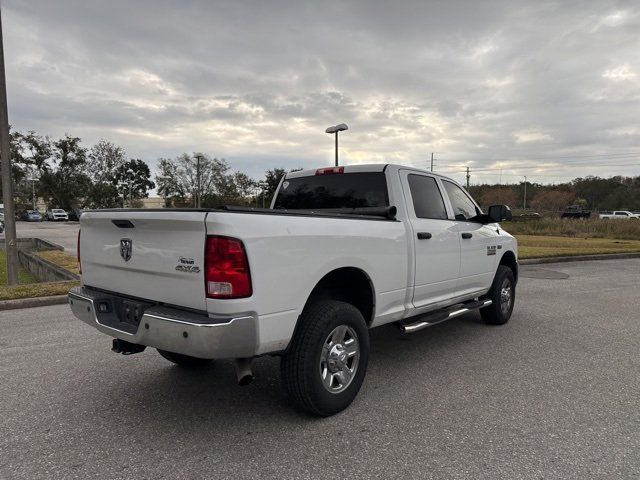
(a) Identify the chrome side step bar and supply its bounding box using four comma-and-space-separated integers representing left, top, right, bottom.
398, 299, 492, 333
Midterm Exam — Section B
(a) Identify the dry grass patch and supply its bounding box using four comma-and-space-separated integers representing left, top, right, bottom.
0, 280, 79, 301
516, 235, 640, 259
504, 217, 640, 240
35, 250, 80, 275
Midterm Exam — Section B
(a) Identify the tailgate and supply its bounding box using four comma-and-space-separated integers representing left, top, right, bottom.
80, 211, 208, 311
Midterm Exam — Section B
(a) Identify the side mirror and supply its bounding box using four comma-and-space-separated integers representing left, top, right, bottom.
488, 204, 512, 223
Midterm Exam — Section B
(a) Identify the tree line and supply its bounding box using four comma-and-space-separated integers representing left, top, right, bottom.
3, 127, 638, 213
469, 175, 640, 213
2, 128, 290, 211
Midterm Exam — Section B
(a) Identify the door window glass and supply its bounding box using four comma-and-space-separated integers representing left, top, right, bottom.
442, 180, 479, 221
407, 175, 447, 219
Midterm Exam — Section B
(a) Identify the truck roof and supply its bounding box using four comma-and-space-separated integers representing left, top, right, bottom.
285, 163, 454, 180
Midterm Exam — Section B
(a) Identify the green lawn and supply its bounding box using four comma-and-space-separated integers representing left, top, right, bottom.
0, 250, 38, 285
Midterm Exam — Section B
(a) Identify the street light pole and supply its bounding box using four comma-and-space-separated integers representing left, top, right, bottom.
0, 6, 19, 285
523, 176, 527, 210
325, 123, 348, 166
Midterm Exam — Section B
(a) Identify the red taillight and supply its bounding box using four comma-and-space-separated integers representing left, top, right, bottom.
205, 236, 252, 299
315, 166, 344, 175
77, 230, 81, 274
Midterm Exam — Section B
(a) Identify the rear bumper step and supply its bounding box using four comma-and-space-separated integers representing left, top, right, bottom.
68, 287, 258, 359
398, 299, 492, 333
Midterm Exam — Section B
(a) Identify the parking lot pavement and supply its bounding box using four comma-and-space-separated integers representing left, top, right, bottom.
5, 221, 80, 253
1, 259, 638, 479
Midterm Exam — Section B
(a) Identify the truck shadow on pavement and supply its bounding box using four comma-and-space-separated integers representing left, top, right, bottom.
78, 310, 512, 428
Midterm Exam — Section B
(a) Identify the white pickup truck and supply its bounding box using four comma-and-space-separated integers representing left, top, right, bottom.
599, 211, 640, 220
69, 164, 518, 416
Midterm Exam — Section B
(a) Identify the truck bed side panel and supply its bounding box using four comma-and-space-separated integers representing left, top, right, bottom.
204, 211, 409, 354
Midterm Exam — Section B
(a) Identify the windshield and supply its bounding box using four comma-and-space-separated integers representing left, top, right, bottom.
53, 209, 65, 213
273, 172, 389, 210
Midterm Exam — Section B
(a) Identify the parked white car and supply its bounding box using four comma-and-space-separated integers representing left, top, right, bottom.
69, 164, 519, 416
599, 211, 640, 220
46, 209, 69, 221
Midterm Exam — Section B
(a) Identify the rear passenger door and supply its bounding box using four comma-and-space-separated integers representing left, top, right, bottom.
399, 170, 461, 310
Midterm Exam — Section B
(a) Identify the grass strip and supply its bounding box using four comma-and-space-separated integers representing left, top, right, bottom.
516, 235, 640, 259
0, 249, 79, 301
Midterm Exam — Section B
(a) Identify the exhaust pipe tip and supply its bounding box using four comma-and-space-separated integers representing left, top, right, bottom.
234, 358, 254, 386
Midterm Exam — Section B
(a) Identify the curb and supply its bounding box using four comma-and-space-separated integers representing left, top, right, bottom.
0, 294, 68, 311
520, 252, 640, 265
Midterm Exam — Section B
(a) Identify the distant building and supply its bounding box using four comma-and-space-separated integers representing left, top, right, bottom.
141, 197, 165, 209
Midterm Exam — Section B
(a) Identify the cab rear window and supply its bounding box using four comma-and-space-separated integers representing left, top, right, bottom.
273, 172, 389, 210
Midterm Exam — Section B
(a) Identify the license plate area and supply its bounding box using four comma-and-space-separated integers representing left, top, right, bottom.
94, 295, 153, 334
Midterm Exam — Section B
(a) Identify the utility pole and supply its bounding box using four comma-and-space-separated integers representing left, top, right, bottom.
194, 154, 202, 208
31, 177, 36, 210
430, 152, 434, 172
523, 176, 527, 210
0, 6, 19, 285
465, 166, 470, 190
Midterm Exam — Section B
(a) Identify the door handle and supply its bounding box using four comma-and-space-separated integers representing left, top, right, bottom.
417, 232, 432, 240
461, 232, 473, 239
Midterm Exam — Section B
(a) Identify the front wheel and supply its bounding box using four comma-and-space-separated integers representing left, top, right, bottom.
281, 300, 369, 416
480, 265, 516, 325
157, 349, 213, 368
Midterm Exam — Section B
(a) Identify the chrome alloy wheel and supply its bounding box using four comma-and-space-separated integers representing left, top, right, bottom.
319, 325, 360, 394
500, 278, 513, 316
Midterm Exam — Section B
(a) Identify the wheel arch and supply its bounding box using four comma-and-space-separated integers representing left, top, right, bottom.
499, 250, 518, 283
300, 266, 376, 326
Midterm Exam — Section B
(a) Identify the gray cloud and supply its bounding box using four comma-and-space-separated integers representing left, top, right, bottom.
4, 0, 640, 184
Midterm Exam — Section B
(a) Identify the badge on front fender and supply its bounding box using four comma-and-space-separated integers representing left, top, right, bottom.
120, 238, 132, 262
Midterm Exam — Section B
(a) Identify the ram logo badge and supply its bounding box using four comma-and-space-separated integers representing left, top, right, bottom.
120, 238, 132, 262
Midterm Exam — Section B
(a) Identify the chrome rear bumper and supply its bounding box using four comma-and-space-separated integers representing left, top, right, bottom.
68, 287, 258, 359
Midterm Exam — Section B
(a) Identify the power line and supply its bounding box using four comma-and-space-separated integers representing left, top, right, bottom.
441, 151, 640, 162
402, 156, 640, 173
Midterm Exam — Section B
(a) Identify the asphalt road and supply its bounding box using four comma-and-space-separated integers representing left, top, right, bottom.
1, 259, 639, 479
5, 221, 80, 254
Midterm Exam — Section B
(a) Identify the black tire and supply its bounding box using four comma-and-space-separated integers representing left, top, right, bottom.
480, 265, 516, 325
157, 349, 213, 368
281, 300, 369, 417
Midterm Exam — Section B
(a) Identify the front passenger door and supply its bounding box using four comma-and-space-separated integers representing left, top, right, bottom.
441, 180, 499, 295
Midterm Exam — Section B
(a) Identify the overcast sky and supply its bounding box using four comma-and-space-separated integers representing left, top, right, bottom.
4, 0, 639, 185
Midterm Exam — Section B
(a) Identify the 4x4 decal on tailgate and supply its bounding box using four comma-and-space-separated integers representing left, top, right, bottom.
175, 256, 201, 273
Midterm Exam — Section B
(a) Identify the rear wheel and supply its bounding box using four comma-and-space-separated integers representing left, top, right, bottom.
157, 349, 213, 367
281, 300, 369, 416
480, 265, 516, 325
